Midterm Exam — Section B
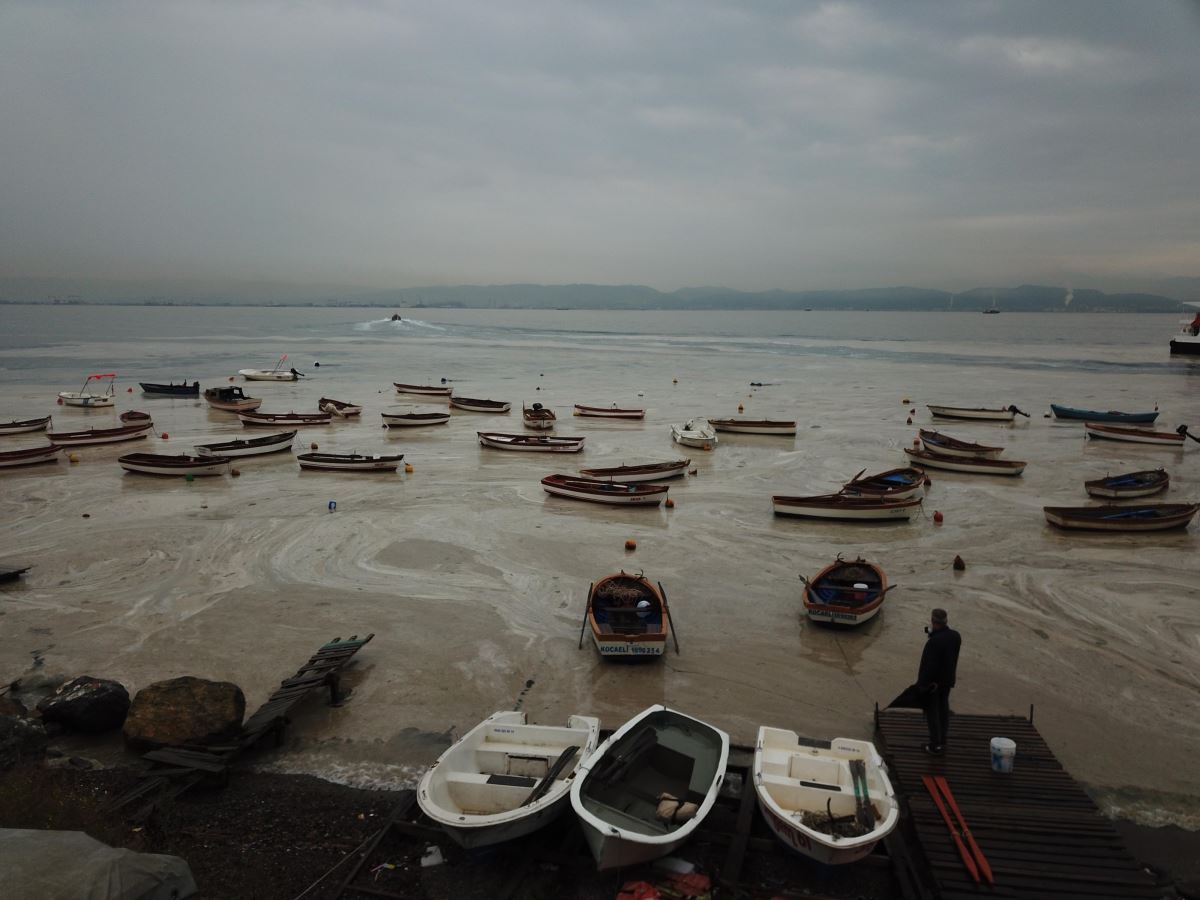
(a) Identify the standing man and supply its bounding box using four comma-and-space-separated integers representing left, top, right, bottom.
918, 608, 961, 754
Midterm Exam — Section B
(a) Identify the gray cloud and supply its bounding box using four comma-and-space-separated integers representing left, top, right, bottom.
1, 0, 1197, 294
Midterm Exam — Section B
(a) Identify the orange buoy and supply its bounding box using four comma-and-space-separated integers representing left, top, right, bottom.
231, 468, 241, 477
126, 387, 132, 392
625, 539, 637, 551
161, 432, 169, 439
404, 463, 413, 473
665, 498, 675, 508
56, 397, 63, 405
933, 510, 944, 524
702, 442, 712, 451
912, 438, 920, 447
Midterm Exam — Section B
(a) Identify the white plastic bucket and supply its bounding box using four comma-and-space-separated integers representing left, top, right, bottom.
990, 737, 1016, 773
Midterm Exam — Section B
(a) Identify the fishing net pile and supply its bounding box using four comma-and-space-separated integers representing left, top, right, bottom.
597, 582, 648, 606
798, 808, 877, 838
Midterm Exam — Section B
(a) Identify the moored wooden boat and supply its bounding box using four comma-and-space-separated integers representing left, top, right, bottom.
585, 572, 670, 658
903, 448, 1026, 476
1084, 422, 1185, 446
118, 453, 231, 477
578, 459, 690, 483
119, 410, 153, 425
238, 356, 302, 381
239, 410, 332, 427
926, 404, 1028, 421
194, 430, 297, 458
478, 432, 585, 452
523, 403, 556, 430
204, 386, 262, 412
417, 711, 601, 849
0, 416, 52, 435
801, 557, 890, 626
772, 493, 922, 521
318, 397, 363, 417
46, 423, 153, 447
754, 727, 898, 865
918, 429, 1003, 459
708, 418, 797, 436
0, 444, 63, 469
573, 403, 645, 419
450, 396, 512, 413
1051, 403, 1158, 424
381, 411, 451, 427
571, 705, 729, 870
58, 373, 117, 408
394, 382, 453, 396
541, 474, 668, 506
1084, 469, 1169, 499
1043, 503, 1199, 532
139, 381, 199, 397
840, 467, 925, 501
297, 452, 404, 472
670, 418, 718, 449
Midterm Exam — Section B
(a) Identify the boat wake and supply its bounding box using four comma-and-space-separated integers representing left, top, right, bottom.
354, 317, 446, 332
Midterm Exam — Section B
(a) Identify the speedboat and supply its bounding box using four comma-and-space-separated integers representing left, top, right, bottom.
58, 374, 116, 408
238, 355, 302, 381
670, 418, 717, 449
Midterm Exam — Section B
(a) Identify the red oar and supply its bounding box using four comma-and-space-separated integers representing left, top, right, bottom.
922, 775, 979, 883
934, 775, 994, 884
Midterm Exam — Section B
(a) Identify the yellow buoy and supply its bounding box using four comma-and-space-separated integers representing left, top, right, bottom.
404, 463, 414, 473
69, 453, 80, 464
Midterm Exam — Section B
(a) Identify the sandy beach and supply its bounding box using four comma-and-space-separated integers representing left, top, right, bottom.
2, 306, 1198, 838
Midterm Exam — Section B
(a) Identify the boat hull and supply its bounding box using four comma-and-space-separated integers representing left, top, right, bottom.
381, 412, 451, 427
297, 454, 403, 471
239, 412, 332, 427
1044, 504, 1198, 532
58, 394, 115, 408
709, 419, 797, 435
394, 384, 452, 395
0, 446, 63, 468
926, 405, 1014, 421
194, 431, 297, 458
574, 405, 645, 419
772, 495, 921, 520
1169, 336, 1200, 355
1051, 404, 1158, 424
139, 383, 199, 397
803, 559, 887, 626
119, 455, 231, 476
904, 448, 1026, 475
1084, 423, 1184, 446
239, 370, 298, 381
478, 432, 584, 452
450, 398, 512, 413
578, 460, 690, 483
0, 417, 52, 434
46, 425, 153, 446
1084, 470, 1169, 499
587, 574, 669, 658
918, 430, 1004, 459
319, 399, 363, 417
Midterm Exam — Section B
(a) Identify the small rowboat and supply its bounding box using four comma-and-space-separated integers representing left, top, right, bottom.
523, 403, 556, 430
319, 397, 363, 417
754, 728, 898, 865
239, 356, 302, 381
840, 467, 925, 501
139, 381, 199, 397
59, 373, 117, 408
772, 493, 922, 521
1084, 423, 1186, 446
297, 452, 404, 472
571, 705, 729, 870
903, 448, 1026, 476
541, 474, 668, 506
204, 386, 262, 412
479, 432, 585, 453
417, 711, 601, 850
586, 572, 671, 658
450, 396, 512, 413
670, 418, 718, 449
918, 429, 1003, 459
801, 557, 891, 626
1085, 469, 1169, 499
394, 382, 452, 396
118, 453, 231, 477
578, 459, 690, 483
573, 403, 645, 419
381, 411, 451, 427
708, 418, 797, 436
194, 430, 297, 458
0, 445, 63, 469
239, 410, 332, 427
0, 416, 52, 435
119, 410, 153, 425
1043, 503, 1199, 532
927, 404, 1028, 421
1051, 403, 1158, 424
46, 423, 153, 447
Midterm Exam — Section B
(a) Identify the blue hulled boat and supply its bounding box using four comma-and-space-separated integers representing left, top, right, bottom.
1050, 404, 1158, 424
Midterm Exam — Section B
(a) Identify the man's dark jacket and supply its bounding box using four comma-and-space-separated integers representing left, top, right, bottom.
918, 626, 961, 690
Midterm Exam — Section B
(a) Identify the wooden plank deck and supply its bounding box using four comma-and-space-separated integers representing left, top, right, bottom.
875, 709, 1164, 899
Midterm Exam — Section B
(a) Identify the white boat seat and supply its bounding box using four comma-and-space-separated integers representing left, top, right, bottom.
443, 770, 542, 815
475, 743, 574, 778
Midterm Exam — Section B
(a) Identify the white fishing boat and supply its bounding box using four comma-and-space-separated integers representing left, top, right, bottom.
1084, 422, 1186, 447
118, 453, 232, 477
754, 727, 898, 865
203, 386, 262, 412
708, 418, 797, 436
297, 452, 404, 472
0, 445, 63, 469
417, 711, 601, 849
46, 423, 153, 447
926, 404, 1028, 421
523, 403, 556, 430
450, 396, 511, 413
573, 403, 645, 419
918, 429, 1004, 459
904, 448, 1026, 476
381, 411, 451, 427
578, 459, 690, 483
773, 493, 922, 521
318, 397, 363, 417
478, 432, 585, 452
194, 430, 297, 458
571, 705, 729, 870
394, 382, 453, 396
238, 355, 302, 381
58, 373, 117, 408
541, 475, 668, 506
238, 410, 332, 427
0, 415, 52, 435
1169, 303, 1200, 356
670, 418, 717, 449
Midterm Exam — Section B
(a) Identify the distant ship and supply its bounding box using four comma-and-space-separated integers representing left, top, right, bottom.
982, 307, 1000, 314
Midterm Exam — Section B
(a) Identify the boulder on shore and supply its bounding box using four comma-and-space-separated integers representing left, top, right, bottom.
36, 676, 130, 733
0, 715, 48, 769
124, 677, 245, 749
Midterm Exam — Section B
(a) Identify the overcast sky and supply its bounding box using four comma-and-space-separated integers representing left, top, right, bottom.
1, 1, 1197, 293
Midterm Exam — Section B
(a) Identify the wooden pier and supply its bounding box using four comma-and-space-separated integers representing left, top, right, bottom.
875, 708, 1164, 899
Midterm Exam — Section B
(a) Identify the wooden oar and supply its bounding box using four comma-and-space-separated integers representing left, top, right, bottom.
1008, 404, 1030, 417
577, 583, 593, 649
659, 581, 681, 654
521, 745, 579, 806
1178, 424, 1200, 445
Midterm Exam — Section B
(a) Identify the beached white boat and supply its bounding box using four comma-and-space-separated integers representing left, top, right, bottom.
918, 429, 1004, 459
58, 373, 116, 408
574, 403, 645, 419
239, 410, 332, 427
1084, 423, 1186, 447
571, 705, 729, 870
578, 459, 690, 483
417, 711, 601, 849
297, 452, 404, 472
478, 432, 585, 452
541, 475, 668, 506
118, 453, 232, 477
523, 403, 556, 430
319, 397, 363, 417
238, 355, 302, 381
46, 423, 153, 447
204, 386, 262, 412
194, 430, 297, 458
670, 418, 717, 449
0, 445, 63, 469
450, 396, 511, 413
0, 415, 52, 435
926, 404, 1028, 421
772, 494, 922, 521
754, 727, 898, 865
904, 448, 1026, 476
585, 572, 671, 658
381, 411, 451, 427
708, 418, 797, 436
394, 382, 453, 396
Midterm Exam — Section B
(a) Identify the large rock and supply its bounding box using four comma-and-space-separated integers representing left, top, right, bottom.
36, 676, 130, 733
0, 715, 48, 769
0, 695, 27, 717
124, 677, 245, 748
